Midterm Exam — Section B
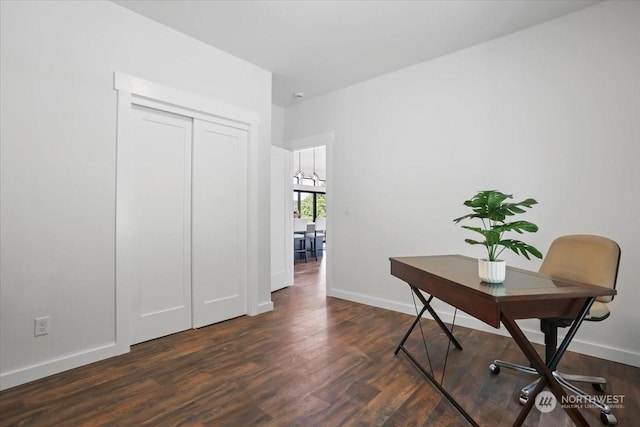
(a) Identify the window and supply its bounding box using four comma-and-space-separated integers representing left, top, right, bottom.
294, 190, 325, 221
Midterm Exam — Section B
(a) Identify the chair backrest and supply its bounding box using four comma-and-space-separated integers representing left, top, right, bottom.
315, 217, 326, 232
294, 218, 308, 233
539, 234, 621, 303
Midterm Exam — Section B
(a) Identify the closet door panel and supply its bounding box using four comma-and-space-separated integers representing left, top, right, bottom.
126, 106, 193, 344
192, 120, 247, 328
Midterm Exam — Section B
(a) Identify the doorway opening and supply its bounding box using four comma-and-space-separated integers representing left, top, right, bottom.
292, 145, 326, 264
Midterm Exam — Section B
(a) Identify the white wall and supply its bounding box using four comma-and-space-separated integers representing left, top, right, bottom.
0, 0, 272, 389
271, 104, 286, 149
285, 1, 640, 366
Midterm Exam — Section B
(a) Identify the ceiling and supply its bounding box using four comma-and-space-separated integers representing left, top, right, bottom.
114, 0, 600, 107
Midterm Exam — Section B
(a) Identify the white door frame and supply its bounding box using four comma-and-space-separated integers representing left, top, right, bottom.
114, 72, 261, 348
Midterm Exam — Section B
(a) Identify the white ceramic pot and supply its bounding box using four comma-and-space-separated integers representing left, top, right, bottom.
478, 259, 506, 283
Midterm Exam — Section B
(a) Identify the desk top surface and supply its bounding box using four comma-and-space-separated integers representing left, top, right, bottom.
390, 255, 615, 327
390, 255, 615, 299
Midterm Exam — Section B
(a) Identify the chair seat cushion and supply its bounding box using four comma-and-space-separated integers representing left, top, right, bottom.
586, 301, 610, 321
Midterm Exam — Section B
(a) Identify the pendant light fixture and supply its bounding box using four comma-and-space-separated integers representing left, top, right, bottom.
293, 150, 305, 183
310, 147, 320, 185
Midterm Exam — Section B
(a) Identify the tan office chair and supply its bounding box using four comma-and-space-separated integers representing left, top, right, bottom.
490, 235, 621, 425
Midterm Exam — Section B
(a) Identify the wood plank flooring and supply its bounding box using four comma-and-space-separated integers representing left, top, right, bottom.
1, 257, 638, 426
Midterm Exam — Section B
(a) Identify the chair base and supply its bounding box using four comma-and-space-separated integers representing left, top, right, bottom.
490, 359, 617, 425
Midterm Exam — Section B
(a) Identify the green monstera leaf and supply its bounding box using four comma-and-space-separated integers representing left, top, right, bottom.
454, 190, 542, 262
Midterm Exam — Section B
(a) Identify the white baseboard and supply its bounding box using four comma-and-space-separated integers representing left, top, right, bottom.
328, 287, 640, 368
252, 300, 274, 316
0, 341, 129, 391
3, 300, 275, 391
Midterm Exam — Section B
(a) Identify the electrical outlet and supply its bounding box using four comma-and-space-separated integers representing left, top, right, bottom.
34, 317, 50, 337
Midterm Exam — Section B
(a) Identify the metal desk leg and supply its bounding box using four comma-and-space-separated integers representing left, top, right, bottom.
394, 303, 429, 355
396, 344, 479, 427
410, 287, 464, 350
500, 298, 595, 427
394, 287, 475, 426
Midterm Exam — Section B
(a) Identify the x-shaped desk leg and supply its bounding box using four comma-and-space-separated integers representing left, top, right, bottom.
395, 286, 463, 355
500, 298, 595, 427
395, 286, 476, 426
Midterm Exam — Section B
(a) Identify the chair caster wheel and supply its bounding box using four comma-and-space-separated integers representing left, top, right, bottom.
600, 412, 617, 425
519, 395, 529, 405
489, 363, 500, 374
592, 382, 606, 392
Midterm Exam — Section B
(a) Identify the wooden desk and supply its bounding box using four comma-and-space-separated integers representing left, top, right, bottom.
390, 255, 616, 427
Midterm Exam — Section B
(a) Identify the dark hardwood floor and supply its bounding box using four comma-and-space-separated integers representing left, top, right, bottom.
1, 257, 638, 426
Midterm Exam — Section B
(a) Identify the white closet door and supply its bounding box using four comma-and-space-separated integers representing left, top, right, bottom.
126, 105, 193, 344
192, 119, 248, 328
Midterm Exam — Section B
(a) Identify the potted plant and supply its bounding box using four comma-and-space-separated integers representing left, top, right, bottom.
453, 190, 543, 283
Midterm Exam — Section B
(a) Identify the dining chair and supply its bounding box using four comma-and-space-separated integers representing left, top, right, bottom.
315, 216, 326, 246
306, 223, 318, 261
293, 218, 308, 262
